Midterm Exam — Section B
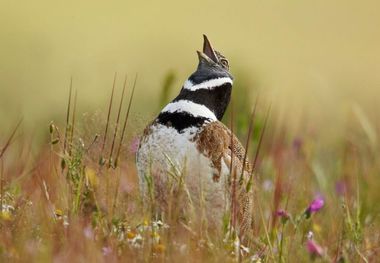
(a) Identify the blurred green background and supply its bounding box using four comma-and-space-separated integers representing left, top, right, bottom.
1, 0, 379, 135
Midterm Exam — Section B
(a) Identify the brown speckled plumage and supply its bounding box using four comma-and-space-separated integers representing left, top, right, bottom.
193, 121, 254, 238
193, 121, 252, 176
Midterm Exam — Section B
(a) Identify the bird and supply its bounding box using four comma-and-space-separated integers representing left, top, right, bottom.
136, 35, 253, 239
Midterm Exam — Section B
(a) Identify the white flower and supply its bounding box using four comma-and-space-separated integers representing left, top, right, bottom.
1, 204, 14, 212
240, 244, 250, 254
250, 254, 262, 262
307, 231, 314, 240
152, 220, 169, 229
128, 233, 143, 249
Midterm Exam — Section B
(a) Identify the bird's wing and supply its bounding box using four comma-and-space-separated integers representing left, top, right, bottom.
193, 121, 252, 179
193, 121, 254, 236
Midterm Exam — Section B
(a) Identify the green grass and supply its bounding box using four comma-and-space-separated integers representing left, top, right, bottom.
0, 76, 379, 262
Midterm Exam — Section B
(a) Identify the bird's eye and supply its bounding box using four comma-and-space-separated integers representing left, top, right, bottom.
220, 59, 229, 69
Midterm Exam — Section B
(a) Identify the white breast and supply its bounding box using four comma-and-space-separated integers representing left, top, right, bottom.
136, 124, 212, 185
136, 123, 230, 225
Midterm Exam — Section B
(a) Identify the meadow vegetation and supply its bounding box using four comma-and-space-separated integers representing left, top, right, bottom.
0, 72, 379, 262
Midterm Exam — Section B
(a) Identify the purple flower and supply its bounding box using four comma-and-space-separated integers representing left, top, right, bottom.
306, 239, 324, 257
276, 209, 289, 218
102, 246, 112, 256
83, 225, 94, 239
276, 209, 290, 223
305, 196, 324, 218
308, 196, 324, 213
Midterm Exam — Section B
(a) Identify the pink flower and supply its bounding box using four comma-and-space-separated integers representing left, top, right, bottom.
276, 209, 290, 223
276, 209, 289, 218
305, 196, 324, 218
307, 196, 324, 213
83, 225, 94, 239
102, 246, 112, 256
129, 137, 140, 154
306, 239, 324, 257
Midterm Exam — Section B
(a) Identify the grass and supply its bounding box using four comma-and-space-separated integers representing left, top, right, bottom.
0, 75, 379, 262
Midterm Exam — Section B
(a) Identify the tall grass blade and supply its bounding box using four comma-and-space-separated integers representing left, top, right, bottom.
0, 119, 22, 160
69, 89, 78, 156
63, 77, 73, 156
240, 95, 259, 182
247, 104, 271, 192
109, 74, 128, 168
100, 72, 117, 164
114, 74, 137, 166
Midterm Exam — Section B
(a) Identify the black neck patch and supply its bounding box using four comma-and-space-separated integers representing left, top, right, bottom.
189, 64, 233, 85
156, 111, 210, 133
174, 83, 232, 120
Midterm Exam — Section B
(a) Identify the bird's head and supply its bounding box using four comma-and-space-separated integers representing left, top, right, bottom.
171, 35, 233, 121
198, 34, 230, 71
188, 35, 233, 85
183, 35, 233, 92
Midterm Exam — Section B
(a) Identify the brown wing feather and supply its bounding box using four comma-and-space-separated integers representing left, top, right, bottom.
193, 121, 254, 240
193, 121, 252, 177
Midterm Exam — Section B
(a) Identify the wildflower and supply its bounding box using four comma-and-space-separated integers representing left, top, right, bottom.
308, 197, 324, 212
0, 211, 12, 221
62, 215, 69, 227
152, 220, 169, 229
240, 244, 250, 255
0, 204, 14, 221
133, 234, 143, 248
54, 208, 63, 218
306, 239, 324, 258
307, 231, 314, 240
276, 209, 289, 218
276, 209, 290, 223
83, 225, 94, 239
2, 204, 15, 212
54, 208, 69, 226
102, 246, 112, 256
129, 137, 140, 154
151, 231, 160, 243
250, 254, 262, 262
127, 230, 137, 239
128, 233, 143, 248
305, 196, 324, 218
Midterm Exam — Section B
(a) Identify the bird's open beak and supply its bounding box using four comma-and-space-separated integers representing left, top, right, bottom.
199, 34, 219, 63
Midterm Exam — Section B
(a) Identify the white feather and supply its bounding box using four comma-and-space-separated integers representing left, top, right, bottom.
136, 123, 230, 226
183, 77, 233, 91
161, 100, 217, 120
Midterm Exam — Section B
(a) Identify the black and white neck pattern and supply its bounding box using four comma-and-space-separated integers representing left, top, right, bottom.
157, 76, 233, 133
